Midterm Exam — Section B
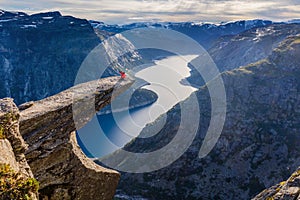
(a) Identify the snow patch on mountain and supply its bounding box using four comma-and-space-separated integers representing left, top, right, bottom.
0, 18, 17, 22
252, 27, 276, 42
92, 19, 274, 35
21, 25, 37, 28
3, 58, 12, 97
245, 20, 260, 28
102, 33, 141, 72
42, 17, 53, 20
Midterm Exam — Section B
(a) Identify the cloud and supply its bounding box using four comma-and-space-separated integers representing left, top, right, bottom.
1, 0, 300, 24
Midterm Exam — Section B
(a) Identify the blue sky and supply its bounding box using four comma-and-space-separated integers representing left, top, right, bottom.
1, 0, 300, 24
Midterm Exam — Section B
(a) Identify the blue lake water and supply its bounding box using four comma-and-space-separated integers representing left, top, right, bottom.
77, 55, 198, 158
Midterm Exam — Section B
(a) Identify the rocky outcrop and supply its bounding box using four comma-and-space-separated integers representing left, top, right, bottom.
13, 76, 133, 199
105, 34, 300, 199
0, 98, 38, 199
1, 76, 134, 199
98, 88, 158, 115
253, 168, 300, 200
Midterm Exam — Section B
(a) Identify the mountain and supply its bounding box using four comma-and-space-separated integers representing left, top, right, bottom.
208, 23, 300, 72
2, 9, 300, 199
288, 19, 300, 24
0, 10, 101, 105
187, 23, 300, 87
99, 31, 300, 199
0, 10, 294, 107
0, 10, 157, 110
91, 20, 273, 49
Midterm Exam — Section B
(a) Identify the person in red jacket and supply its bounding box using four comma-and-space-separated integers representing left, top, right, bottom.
119, 71, 126, 79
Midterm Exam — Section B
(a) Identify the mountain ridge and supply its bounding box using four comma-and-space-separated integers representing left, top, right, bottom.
1, 9, 300, 200
103, 31, 300, 200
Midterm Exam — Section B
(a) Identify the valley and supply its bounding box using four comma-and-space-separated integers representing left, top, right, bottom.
0, 9, 300, 200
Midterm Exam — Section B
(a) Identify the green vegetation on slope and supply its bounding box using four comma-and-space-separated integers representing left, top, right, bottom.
0, 164, 39, 200
0, 126, 4, 139
0, 112, 18, 140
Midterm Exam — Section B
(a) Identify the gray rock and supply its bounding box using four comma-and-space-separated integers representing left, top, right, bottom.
0, 98, 38, 199
253, 168, 300, 200
18, 76, 134, 199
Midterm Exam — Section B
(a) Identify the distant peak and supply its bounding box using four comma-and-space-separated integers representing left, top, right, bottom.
220, 19, 272, 26
0, 10, 28, 19
287, 19, 300, 24
30, 11, 62, 18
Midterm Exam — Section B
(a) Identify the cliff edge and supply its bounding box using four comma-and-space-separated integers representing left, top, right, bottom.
1, 76, 134, 200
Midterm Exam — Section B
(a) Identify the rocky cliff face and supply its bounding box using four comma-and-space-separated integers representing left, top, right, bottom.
0, 10, 157, 111
187, 23, 300, 87
103, 33, 300, 199
19, 76, 133, 199
1, 76, 134, 199
253, 168, 300, 200
209, 24, 300, 72
0, 10, 102, 105
0, 98, 38, 200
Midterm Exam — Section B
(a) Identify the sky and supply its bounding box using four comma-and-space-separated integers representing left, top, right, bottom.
1, 0, 300, 24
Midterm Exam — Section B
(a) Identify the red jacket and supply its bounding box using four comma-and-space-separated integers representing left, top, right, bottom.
120, 71, 126, 79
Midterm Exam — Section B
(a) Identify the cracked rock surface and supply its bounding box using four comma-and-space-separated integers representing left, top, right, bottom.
18, 76, 133, 200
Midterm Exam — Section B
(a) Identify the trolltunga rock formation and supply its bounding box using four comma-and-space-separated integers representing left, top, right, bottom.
17, 76, 133, 199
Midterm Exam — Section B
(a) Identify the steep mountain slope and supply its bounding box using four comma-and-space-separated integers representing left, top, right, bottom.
187, 23, 300, 87
209, 24, 300, 72
0, 10, 101, 105
0, 10, 156, 109
102, 34, 300, 199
